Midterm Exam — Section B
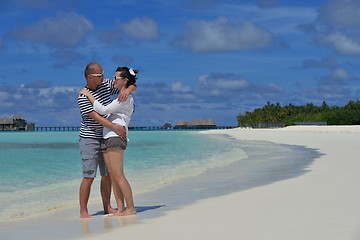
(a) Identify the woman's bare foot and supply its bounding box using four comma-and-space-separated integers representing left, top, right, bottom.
80, 211, 93, 219
118, 207, 136, 216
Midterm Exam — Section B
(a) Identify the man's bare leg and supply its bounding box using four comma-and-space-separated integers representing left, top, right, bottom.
79, 177, 94, 218
100, 175, 116, 214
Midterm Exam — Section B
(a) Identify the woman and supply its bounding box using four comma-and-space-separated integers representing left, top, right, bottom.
80, 66, 137, 216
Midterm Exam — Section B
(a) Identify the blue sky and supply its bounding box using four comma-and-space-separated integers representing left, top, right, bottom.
0, 0, 359, 127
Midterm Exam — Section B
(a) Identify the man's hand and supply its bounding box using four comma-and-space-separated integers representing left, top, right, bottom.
89, 111, 126, 140
113, 124, 126, 140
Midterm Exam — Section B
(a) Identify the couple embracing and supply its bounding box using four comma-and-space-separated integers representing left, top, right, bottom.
77, 62, 138, 218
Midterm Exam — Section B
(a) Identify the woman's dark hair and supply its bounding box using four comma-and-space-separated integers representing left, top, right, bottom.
115, 66, 138, 88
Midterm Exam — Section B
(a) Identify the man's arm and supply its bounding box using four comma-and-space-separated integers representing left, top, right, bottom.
88, 111, 126, 139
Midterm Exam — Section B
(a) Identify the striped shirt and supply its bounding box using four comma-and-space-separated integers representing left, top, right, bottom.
78, 79, 119, 139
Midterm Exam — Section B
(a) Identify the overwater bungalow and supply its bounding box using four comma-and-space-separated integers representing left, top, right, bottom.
0, 114, 35, 131
174, 118, 217, 129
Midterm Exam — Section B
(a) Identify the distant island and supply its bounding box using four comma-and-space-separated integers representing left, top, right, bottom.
0, 115, 229, 131
3, 100, 360, 132
237, 100, 360, 128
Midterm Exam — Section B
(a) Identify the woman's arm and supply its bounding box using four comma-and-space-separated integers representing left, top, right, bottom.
118, 84, 136, 101
79, 88, 96, 105
93, 96, 133, 115
88, 111, 126, 140
80, 87, 133, 115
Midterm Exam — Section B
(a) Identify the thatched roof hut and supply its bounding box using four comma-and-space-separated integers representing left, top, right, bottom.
0, 114, 24, 124
174, 118, 217, 129
0, 114, 32, 131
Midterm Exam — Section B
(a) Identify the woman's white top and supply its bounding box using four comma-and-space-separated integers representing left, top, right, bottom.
93, 95, 134, 139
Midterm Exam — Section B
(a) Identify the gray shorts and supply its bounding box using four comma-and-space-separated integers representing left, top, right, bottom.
101, 137, 127, 151
79, 137, 109, 178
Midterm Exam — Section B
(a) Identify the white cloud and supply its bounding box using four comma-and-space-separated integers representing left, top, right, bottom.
313, 68, 355, 101
195, 73, 285, 102
300, 56, 337, 69
118, 17, 160, 41
10, 12, 93, 48
174, 17, 273, 52
213, 79, 249, 89
332, 68, 351, 80
320, 32, 360, 56
197, 74, 249, 90
171, 82, 191, 93
35, 86, 74, 96
0, 91, 11, 103
319, 0, 360, 28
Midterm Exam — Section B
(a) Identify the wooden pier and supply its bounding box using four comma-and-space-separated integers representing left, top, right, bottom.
32, 126, 236, 132
35, 126, 80, 131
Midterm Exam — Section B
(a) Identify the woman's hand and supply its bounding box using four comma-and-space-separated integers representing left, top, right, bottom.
79, 88, 89, 96
118, 88, 131, 102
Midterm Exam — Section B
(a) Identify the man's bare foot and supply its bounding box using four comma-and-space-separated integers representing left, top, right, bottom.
104, 206, 117, 215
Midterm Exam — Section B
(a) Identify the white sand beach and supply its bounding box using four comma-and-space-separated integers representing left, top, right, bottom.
80, 126, 360, 240
2, 126, 360, 240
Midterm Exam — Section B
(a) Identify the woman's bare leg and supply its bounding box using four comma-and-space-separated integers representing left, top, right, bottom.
104, 151, 124, 212
112, 178, 124, 212
106, 149, 136, 216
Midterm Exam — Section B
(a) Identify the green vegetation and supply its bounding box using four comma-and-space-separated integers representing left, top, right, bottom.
237, 100, 360, 127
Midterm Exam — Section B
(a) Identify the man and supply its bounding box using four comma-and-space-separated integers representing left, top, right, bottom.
77, 62, 135, 218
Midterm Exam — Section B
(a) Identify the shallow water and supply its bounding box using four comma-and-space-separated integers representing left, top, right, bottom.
0, 130, 245, 220
0, 130, 322, 240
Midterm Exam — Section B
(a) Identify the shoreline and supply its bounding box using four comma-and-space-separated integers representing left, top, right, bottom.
2, 130, 313, 239
0, 130, 238, 222
2, 126, 360, 240
85, 126, 360, 240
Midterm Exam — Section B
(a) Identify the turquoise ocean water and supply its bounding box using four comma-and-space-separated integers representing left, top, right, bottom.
0, 130, 247, 220
0, 130, 320, 222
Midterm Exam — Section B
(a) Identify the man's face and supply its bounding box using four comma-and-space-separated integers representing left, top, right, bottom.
88, 65, 104, 87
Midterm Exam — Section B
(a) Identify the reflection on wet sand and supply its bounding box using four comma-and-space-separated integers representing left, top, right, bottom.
80, 215, 137, 237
